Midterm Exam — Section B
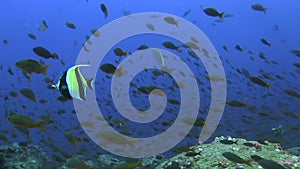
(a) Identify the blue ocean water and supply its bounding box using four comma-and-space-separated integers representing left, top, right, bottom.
0, 0, 299, 165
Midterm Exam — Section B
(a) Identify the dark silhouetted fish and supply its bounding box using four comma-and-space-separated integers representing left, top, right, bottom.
33, 46, 58, 59
261, 38, 271, 46
251, 3, 268, 13
223, 152, 252, 166
203, 7, 224, 19
182, 9, 191, 17
100, 3, 108, 18
65, 22, 76, 29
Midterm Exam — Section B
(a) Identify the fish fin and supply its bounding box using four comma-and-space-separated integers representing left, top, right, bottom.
219, 12, 225, 19
51, 79, 60, 89
263, 8, 268, 14
35, 119, 51, 131
51, 53, 59, 59
51, 84, 59, 89
176, 46, 182, 52
87, 78, 94, 90
144, 87, 151, 94
115, 66, 125, 77
78, 136, 84, 143
245, 159, 252, 166
41, 64, 50, 76
162, 66, 174, 74
22, 71, 32, 82
266, 83, 271, 89
175, 21, 179, 27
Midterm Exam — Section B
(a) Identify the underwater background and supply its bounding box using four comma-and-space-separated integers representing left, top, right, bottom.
0, 0, 300, 168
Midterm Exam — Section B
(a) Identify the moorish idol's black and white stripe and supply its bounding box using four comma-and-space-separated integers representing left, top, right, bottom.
52, 65, 93, 100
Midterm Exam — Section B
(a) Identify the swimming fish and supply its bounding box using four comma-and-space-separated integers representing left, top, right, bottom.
33, 46, 58, 59
138, 85, 165, 96
222, 45, 229, 53
187, 49, 199, 59
9, 91, 18, 98
52, 65, 94, 101
223, 152, 252, 166
137, 45, 149, 50
249, 76, 270, 88
162, 41, 181, 52
172, 146, 195, 153
85, 35, 92, 45
203, 8, 225, 19
243, 142, 256, 147
251, 155, 286, 169
259, 52, 267, 60
164, 16, 178, 27
190, 36, 199, 44
28, 33, 37, 40
7, 114, 51, 131
64, 129, 83, 146
226, 100, 248, 108
146, 23, 155, 31
0, 134, 9, 143
184, 42, 201, 51
251, 4, 268, 14
235, 44, 244, 51
258, 159, 286, 169
15, 59, 50, 76
293, 62, 300, 69
3, 39, 8, 45
20, 88, 37, 102
220, 139, 238, 145
182, 9, 191, 17
113, 47, 128, 57
65, 22, 76, 29
283, 89, 300, 99
261, 38, 271, 47
91, 29, 100, 37
100, 63, 117, 74
39, 20, 48, 32
291, 50, 300, 57
100, 3, 108, 18
167, 98, 181, 105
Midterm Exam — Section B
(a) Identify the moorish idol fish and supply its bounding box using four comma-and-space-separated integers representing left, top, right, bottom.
52, 65, 94, 101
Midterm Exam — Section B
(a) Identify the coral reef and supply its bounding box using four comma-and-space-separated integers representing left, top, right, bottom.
156, 137, 300, 169
0, 137, 299, 169
0, 142, 53, 169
